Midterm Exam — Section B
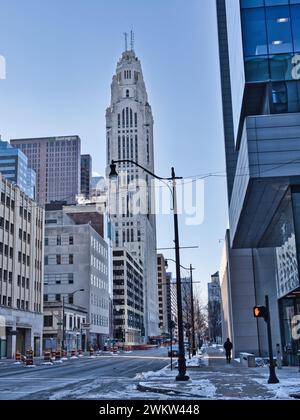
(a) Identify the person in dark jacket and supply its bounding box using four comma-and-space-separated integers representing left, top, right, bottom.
224, 338, 233, 364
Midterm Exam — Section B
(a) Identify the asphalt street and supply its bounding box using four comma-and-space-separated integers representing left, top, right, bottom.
0, 348, 170, 400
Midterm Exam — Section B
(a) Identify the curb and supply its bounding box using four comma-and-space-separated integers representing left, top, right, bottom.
137, 383, 207, 399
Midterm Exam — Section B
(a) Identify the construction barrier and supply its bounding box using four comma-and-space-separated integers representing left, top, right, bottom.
25, 349, 34, 367
43, 351, 53, 365
15, 352, 22, 364
78, 349, 84, 357
71, 349, 77, 359
55, 350, 62, 363
62, 349, 68, 360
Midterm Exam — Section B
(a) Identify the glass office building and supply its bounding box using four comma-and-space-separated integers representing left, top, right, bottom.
242, 0, 300, 114
0, 139, 36, 200
217, 0, 300, 364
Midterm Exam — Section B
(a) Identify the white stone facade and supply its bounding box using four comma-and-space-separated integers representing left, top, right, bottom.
106, 48, 159, 339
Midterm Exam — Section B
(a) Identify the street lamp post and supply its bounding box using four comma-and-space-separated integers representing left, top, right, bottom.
61, 289, 85, 351
109, 160, 189, 381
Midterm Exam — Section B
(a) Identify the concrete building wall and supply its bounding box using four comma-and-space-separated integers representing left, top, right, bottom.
157, 255, 168, 335
112, 248, 144, 345
0, 175, 44, 358
44, 209, 110, 348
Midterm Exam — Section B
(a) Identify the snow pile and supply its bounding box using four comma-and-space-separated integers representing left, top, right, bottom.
252, 369, 300, 400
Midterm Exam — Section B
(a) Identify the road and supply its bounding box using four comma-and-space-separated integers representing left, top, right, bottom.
0, 348, 170, 400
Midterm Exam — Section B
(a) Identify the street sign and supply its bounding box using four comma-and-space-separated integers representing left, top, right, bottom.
81, 323, 91, 329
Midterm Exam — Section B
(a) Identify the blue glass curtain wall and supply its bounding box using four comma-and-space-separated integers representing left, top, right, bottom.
241, 0, 300, 83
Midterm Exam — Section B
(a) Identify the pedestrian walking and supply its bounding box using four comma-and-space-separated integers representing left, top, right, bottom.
224, 338, 233, 364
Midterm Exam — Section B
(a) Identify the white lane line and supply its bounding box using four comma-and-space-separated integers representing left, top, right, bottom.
0, 378, 80, 381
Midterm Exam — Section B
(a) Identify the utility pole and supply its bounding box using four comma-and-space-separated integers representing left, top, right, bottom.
190, 264, 196, 356
172, 167, 189, 382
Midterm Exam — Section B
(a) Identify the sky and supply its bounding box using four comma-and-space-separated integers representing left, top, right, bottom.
0, 0, 229, 302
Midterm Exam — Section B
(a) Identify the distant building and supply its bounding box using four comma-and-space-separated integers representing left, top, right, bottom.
80, 155, 92, 199
90, 176, 106, 201
181, 277, 192, 329
157, 254, 169, 335
208, 272, 222, 344
43, 204, 110, 349
43, 302, 87, 351
0, 138, 36, 199
113, 248, 144, 345
10, 136, 81, 206
166, 272, 178, 339
0, 174, 44, 358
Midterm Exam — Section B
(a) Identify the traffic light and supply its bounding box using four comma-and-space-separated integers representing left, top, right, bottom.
253, 306, 269, 322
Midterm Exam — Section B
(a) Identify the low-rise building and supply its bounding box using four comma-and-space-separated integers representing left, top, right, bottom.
0, 174, 44, 358
43, 302, 87, 351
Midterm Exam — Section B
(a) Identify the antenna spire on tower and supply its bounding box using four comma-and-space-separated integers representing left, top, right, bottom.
124, 32, 128, 51
130, 30, 135, 52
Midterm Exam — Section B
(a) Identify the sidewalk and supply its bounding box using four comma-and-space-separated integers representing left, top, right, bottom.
137, 348, 300, 400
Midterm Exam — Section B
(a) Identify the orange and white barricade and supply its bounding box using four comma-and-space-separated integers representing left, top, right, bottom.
62, 349, 68, 361
14, 352, 22, 365
25, 349, 35, 368
42, 351, 53, 365
71, 349, 78, 359
54, 349, 63, 363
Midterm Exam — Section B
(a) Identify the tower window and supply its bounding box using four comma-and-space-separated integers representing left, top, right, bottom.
126, 89, 130, 98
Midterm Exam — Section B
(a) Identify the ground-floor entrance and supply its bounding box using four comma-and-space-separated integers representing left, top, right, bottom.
279, 294, 300, 366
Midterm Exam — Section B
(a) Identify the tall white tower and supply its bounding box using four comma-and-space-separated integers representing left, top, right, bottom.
106, 38, 159, 340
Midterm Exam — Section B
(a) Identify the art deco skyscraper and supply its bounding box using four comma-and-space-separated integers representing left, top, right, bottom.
106, 41, 159, 340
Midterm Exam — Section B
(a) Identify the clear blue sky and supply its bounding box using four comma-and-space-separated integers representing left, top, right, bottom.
0, 0, 228, 301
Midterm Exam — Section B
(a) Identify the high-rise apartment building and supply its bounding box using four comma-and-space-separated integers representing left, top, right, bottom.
217, 0, 300, 364
0, 138, 36, 200
0, 174, 44, 358
112, 248, 144, 345
10, 136, 81, 207
106, 44, 159, 339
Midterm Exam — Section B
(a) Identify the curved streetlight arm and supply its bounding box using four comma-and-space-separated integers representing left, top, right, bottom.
110, 160, 183, 181
166, 258, 196, 272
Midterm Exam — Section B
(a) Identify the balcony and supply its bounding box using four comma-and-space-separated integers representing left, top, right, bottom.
230, 113, 300, 248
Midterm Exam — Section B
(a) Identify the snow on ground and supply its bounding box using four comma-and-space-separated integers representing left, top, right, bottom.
252, 369, 300, 400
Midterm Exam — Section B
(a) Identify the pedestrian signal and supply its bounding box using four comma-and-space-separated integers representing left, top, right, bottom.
253, 306, 268, 322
